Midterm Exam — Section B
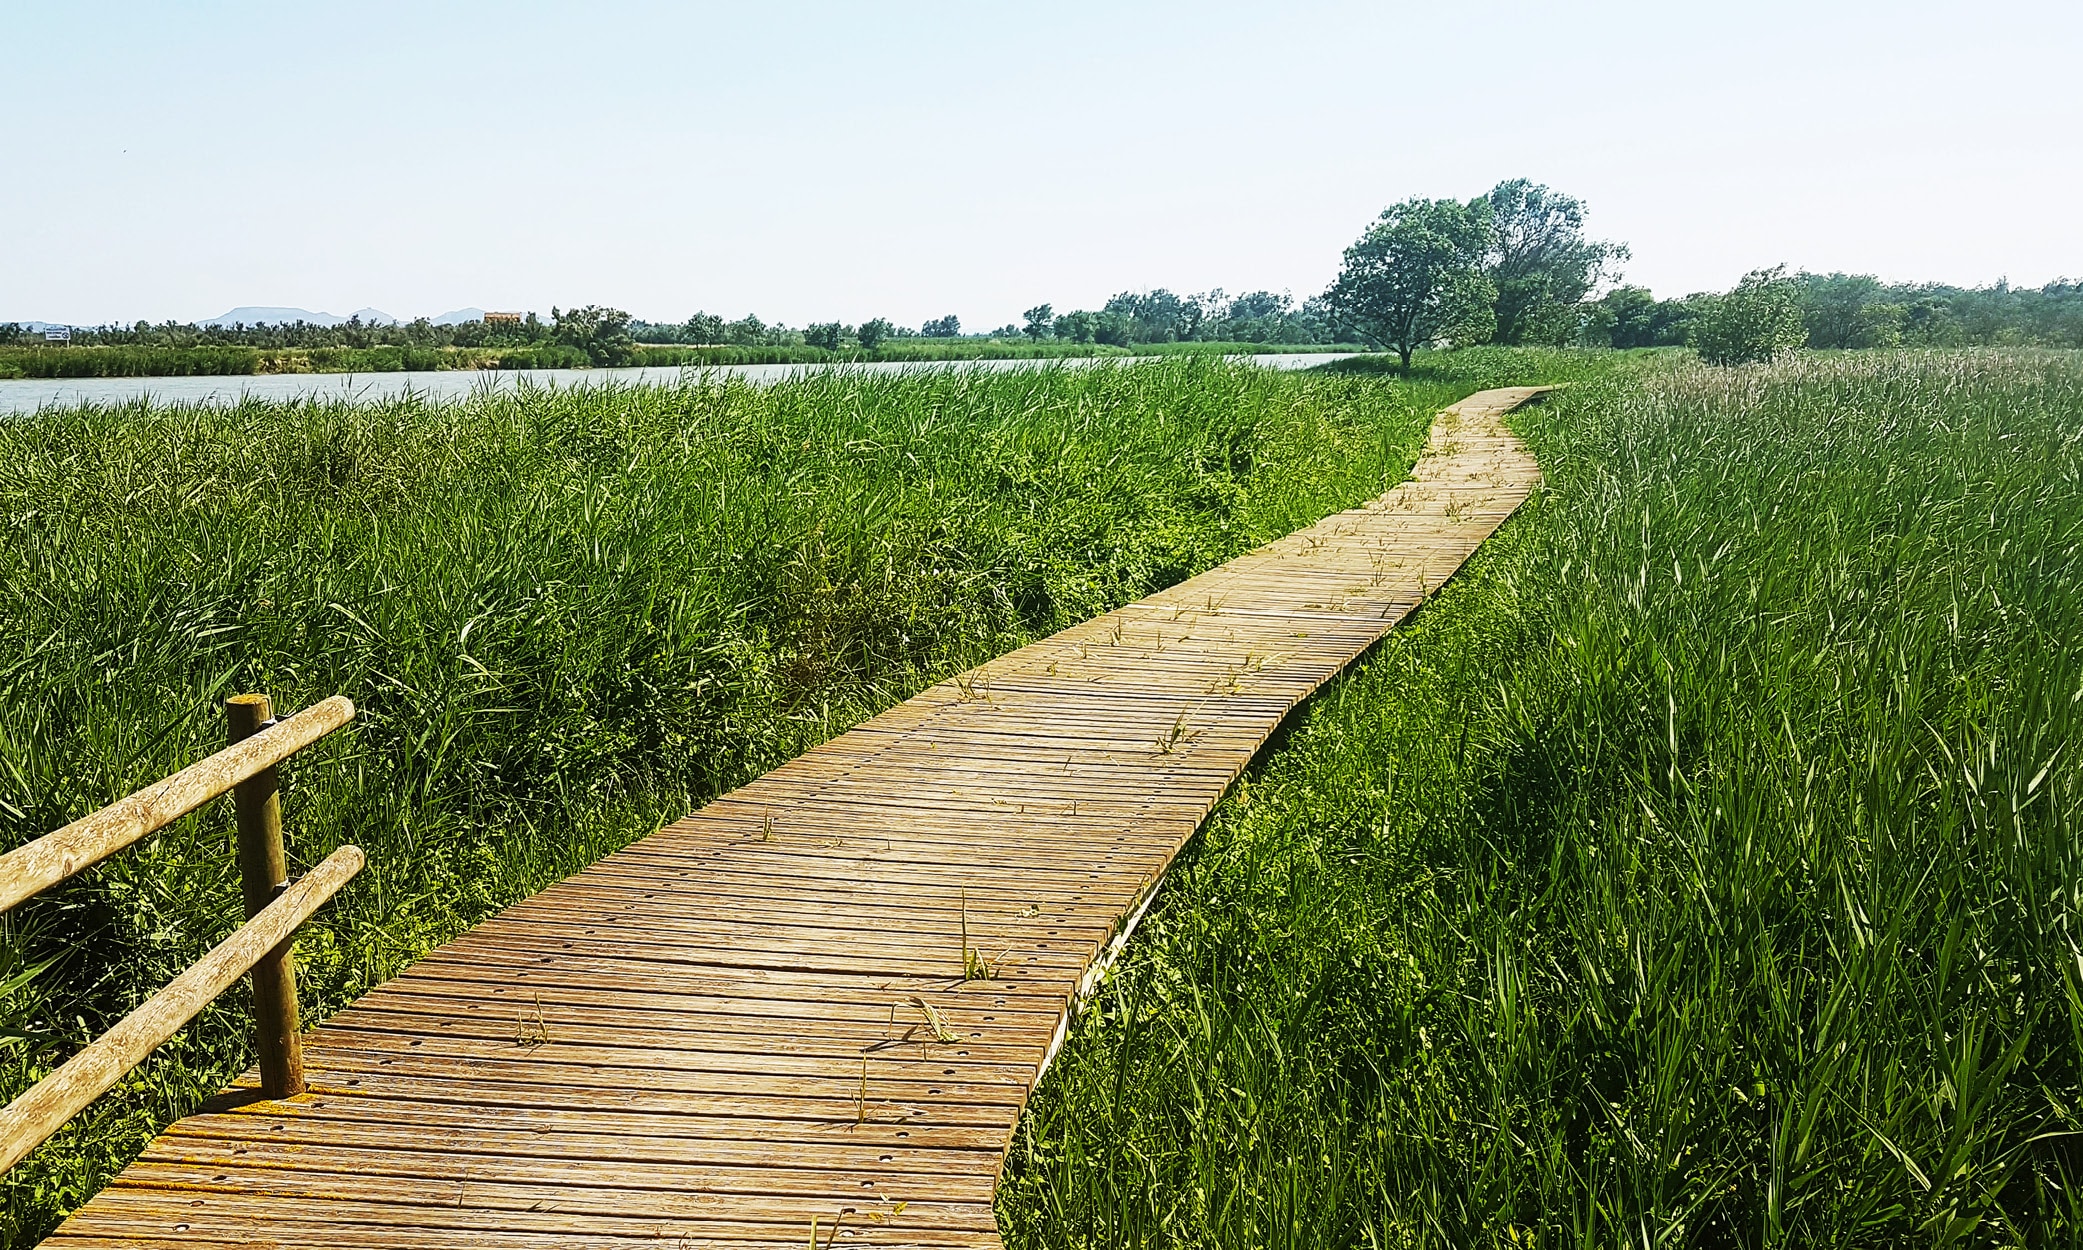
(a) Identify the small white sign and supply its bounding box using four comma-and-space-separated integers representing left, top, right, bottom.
43, 327, 70, 342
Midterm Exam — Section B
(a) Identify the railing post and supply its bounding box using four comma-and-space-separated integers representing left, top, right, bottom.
226, 693, 304, 1099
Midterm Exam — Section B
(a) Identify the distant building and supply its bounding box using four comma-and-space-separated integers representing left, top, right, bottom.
484, 312, 525, 325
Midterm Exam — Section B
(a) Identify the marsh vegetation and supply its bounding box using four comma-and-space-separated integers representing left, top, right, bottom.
1000, 350, 2083, 1246
7, 344, 2077, 1245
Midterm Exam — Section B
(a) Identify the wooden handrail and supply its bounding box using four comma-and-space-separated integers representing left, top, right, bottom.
0, 696, 354, 914
0, 845, 364, 1173
0, 694, 364, 1175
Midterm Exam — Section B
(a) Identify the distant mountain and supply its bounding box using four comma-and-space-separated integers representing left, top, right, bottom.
430, 308, 487, 325
202, 307, 335, 327
203, 306, 399, 328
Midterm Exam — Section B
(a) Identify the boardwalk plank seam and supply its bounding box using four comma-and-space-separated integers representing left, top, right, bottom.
47, 386, 1548, 1249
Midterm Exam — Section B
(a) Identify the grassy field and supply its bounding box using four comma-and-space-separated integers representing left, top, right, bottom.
999, 350, 2083, 1246
0, 340, 1361, 380
0, 352, 1590, 1244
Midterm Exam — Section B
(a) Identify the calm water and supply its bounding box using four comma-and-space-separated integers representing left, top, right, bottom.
0, 353, 1360, 414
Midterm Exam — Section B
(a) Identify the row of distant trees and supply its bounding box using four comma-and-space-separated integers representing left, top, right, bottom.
1320, 179, 2083, 366
0, 314, 567, 352
1, 301, 1331, 361
630, 290, 1340, 352
634, 312, 900, 349
1010, 289, 1334, 346
1590, 272, 2083, 353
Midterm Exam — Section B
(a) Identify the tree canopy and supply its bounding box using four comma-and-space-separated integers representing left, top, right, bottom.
550, 305, 635, 366
1482, 179, 1628, 346
1691, 267, 1806, 365
1325, 197, 1496, 370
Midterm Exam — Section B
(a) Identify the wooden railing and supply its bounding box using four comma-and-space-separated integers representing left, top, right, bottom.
0, 694, 362, 1173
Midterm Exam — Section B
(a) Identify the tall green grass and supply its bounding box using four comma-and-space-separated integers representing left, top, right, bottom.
1000, 350, 2083, 1247
0, 343, 590, 378
0, 355, 1591, 1244
0, 345, 267, 379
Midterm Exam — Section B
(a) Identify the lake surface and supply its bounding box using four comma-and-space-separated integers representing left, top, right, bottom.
0, 353, 1360, 415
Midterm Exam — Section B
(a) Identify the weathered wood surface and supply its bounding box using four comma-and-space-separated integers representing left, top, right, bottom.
46, 387, 1547, 1249
226, 693, 307, 1101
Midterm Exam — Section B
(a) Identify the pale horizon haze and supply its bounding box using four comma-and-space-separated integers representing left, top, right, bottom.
4, 0, 2079, 329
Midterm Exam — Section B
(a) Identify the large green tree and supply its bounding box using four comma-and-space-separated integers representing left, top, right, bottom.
1482, 179, 1628, 345
1326, 197, 1495, 370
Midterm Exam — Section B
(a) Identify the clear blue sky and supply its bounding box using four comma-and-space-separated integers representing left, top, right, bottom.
5, 0, 2078, 328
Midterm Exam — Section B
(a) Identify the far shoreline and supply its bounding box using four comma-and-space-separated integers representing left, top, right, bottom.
0, 351, 1367, 415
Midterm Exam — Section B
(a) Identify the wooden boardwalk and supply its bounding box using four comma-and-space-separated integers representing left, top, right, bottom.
46, 387, 1548, 1249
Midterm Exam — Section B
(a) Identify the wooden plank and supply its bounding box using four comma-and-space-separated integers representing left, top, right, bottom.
45, 387, 1549, 1249
163, 1098, 1010, 1168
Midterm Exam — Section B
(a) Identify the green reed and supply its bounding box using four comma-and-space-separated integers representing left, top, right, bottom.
1001, 350, 2083, 1247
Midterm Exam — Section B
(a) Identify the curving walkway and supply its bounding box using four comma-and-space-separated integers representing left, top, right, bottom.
46, 386, 1550, 1249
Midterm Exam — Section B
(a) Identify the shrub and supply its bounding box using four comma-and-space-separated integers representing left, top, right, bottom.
1691, 266, 1806, 365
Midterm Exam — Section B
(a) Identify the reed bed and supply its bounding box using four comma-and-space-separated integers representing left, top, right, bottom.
1001, 350, 2083, 1247
0, 354, 1597, 1243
